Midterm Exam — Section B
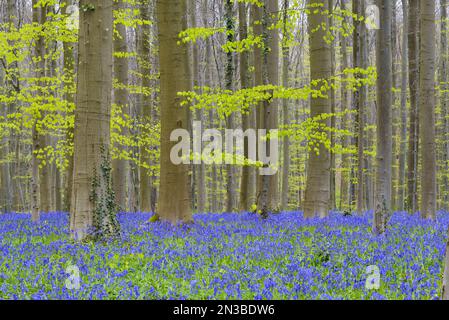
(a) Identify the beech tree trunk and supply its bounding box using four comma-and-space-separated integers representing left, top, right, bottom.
138, 1, 153, 213
225, 0, 237, 213
238, 2, 255, 212
406, 0, 419, 213
441, 0, 449, 209
339, 0, 352, 211
303, 0, 331, 218
281, 0, 290, 211
419, 0, 436, 220
62, 0, 75, 213
112, 0, 130, 212
398, 0, 408, 211
374, 0, 393, 235
70, 0, 119, 240
157, 0, 192, 223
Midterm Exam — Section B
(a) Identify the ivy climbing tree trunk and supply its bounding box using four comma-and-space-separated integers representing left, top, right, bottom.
374, 0, 393, 235
419, 0, 436, 220
70, 0, 119, 241
156, 0, 192, 224
303, 0, 331, 219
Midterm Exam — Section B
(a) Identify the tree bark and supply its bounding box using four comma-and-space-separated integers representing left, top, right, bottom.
406, 0, 419, 213
303, 0, 331, 218
339, 0, 352, 211
398, 0, 408, 211
238, 2, 255, 212
225, 0, 237, 213
112, 0, 130, 212
157, 0, 192, 223
138, 0, 153, 213
70, 0, 119, 240
374, 0, 393, 235
281, 0, 290, 211
419, 0, 436, 220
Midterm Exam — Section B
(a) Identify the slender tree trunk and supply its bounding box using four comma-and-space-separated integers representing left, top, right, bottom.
441, 0, 449, 210
373, 0, 393, 235
112, 0, 129, 212
61, 1, 75, 213
339, 0, 352, 211
224, 0, 237, 213
138, 1, 153, 213
303, 0, 331, 218
281, 0, 290, 211
252, 2, 263, 207
353, 0, 365, 215
398, 0, 408, 211
267, 0, 280, 211
30, 0, 45, 221
0, 106, 11, 213
361, 0, 371, 212
70, 0, 119, 241
191, 1, 206, 214
238, 2, 254, 212
406, 0, 419, 213
329, 0, 336, 211
157, 0, 192, 223
419, 0, 436, 220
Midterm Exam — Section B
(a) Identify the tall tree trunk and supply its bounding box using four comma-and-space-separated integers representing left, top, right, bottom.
303, 0, 331, 218
256, 0, 280, 216
138, 0, 153, 213
360, 0, 371, 212
373, 0, 393, 235
238, 2, 254, 212
339, 0, 352, 211
267, 0, 280, 211
398, 0, 408, 211
406, 0, 419, 213
353, 0, 365, 215
252, 2, 263, 208
62, 0, 75, 213
225, 0, 237, 213
281, 0, 290, 211
329, 0, 336, 211
112, 0, 129, 212
70, 0, 119, 241
37, 5, 51, 213
30, 0, 45, 221
192, 1, 206, 213
157, 0, 192, 223
441, 0, 449, 210
419, 0, 436, 220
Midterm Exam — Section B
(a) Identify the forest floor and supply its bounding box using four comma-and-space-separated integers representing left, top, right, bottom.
0, 211, 447, 300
